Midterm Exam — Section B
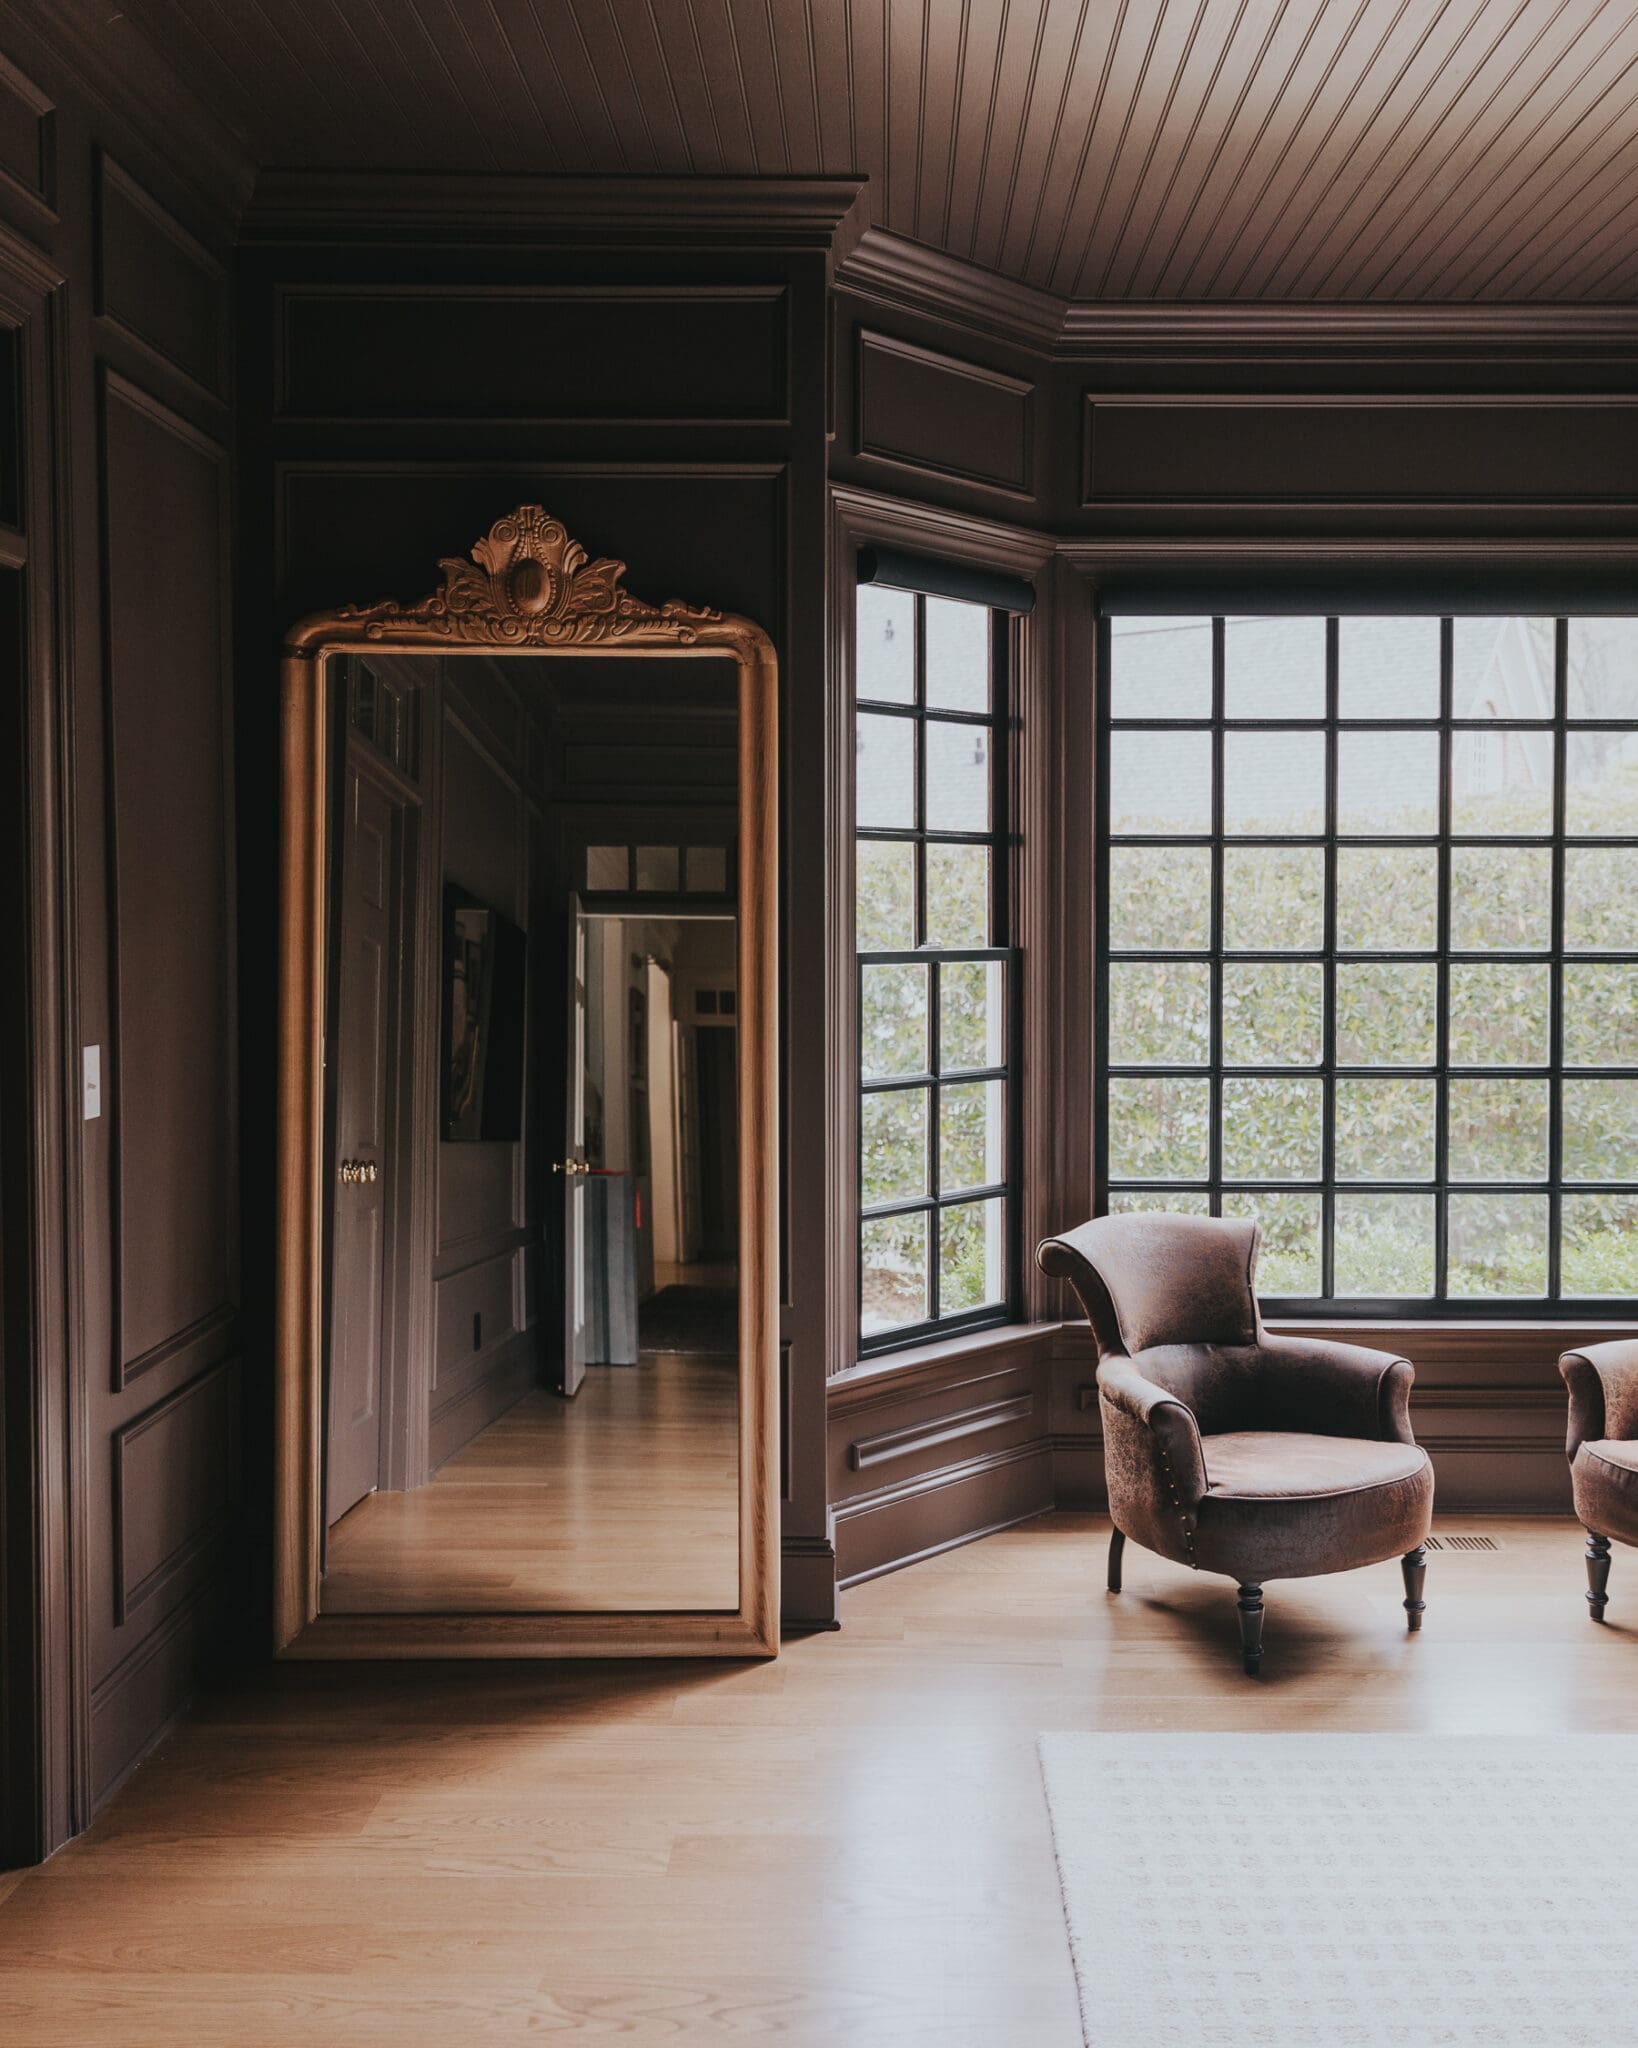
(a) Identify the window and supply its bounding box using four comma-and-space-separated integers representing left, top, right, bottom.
1099, 613, 1638, 1309
855, 583, 1016, 1349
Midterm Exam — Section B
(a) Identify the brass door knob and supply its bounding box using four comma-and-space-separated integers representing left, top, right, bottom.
339, 1158, 380, 1185
553, 1159, 589, 1176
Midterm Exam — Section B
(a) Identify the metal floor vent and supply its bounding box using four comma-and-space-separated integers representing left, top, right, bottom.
1425, 1535, 1501, 1552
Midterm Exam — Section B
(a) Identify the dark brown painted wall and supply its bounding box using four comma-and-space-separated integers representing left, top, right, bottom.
234, 192, 842, 1631
0, 25, 242, 1861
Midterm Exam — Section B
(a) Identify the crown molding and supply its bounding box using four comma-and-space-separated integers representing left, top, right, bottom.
835, 226, 1638, 366
242, 171, 869, 253
835, 227, 1065, 351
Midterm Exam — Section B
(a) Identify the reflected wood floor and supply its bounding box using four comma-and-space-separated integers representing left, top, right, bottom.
322, 1358, 739, 1614
3, 1515, 1636, 2044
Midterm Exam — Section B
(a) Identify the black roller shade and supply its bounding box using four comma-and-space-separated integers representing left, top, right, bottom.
857, 543, 1036, 616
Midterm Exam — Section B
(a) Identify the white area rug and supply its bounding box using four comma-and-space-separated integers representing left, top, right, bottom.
1038, 1734, 1638, 2048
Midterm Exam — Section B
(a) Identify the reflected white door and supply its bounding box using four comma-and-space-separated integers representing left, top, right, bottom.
559, 897, 588, 1397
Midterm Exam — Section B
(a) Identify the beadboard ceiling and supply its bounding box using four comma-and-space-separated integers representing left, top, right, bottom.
60, 0, 1638, 300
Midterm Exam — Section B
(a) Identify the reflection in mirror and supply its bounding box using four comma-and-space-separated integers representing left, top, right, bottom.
318, 649, 739, 1615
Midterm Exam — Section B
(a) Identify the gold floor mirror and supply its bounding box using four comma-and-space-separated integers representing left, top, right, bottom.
275, 508, 778, 1657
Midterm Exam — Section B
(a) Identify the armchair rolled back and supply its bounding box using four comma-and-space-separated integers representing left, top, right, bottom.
1037, 1212, 1261, 1359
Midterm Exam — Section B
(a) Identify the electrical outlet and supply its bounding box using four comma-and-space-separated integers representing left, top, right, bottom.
82, 1045, 101, 1121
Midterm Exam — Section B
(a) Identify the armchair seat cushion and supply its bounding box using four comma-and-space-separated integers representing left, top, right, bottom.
1192, 1431, 1433, 1583
1571, 1439, 1638, 1544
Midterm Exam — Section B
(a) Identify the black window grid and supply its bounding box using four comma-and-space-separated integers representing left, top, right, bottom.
856, 593, 1020, 1354
1096, 614, 1638, 1316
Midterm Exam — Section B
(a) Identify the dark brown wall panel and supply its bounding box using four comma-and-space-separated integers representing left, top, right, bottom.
433, 1250, 520, 1389
857, 328, 1033, 495
101, 375, 236, 1382
96, 158, 225, 400
277, 286, 789, 423
112, 1360, 237, 1624
1082, 396, 1638, 506
0, 52, 53, 214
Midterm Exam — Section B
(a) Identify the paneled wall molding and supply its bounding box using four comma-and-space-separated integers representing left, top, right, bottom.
855, 328, 1035, 497
242, 171, 868, 252
94, 154, 228, 408
0, 49, 55, 223
837, 228, 1063, 353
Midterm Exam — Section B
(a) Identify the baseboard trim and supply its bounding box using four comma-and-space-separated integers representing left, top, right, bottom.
833, 1436, 1054, 1589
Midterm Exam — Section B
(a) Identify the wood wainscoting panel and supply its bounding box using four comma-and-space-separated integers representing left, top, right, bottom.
96, 157, 226, 403
276, 285, 789, 424
1081, 394, 1638, 509
829, 1327, 1056, 1586
856, 329, 1034, 496
112, 1360, 238, 1626
0, 51, 53, 217
100, 372, 237, 1388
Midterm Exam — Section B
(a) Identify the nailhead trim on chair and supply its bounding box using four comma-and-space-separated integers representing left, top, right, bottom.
1156, 1442, 1198, 1568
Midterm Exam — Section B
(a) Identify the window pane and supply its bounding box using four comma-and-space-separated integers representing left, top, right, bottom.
586, 845, 629, 891
1452, 617, 1555, 717
1565, 848, 1638, 951
1108, 1076, 1211, 1180
1335, 1078, 1436, 1180
1222, 1191, 1322, 1293
940, 1198, 1006, 1313
941, 1079, 1005, 1193
1337, 730, 1440, 835
635, 845, 679, 891
1448, 962, 1550, 1068
1220, 1076, 1323, 1180
1449, 846, 1553, 952
1223, 846, 1323, 952
1110, 729, 1211, 834
1107, 1189, 1211, 1216
926, 718, 991, 831
1567, 728, 1638, 835
1448, 1192, 1548, 1297
1109, 961, 1211, 1066
1338, 616, 1440, 719
1335, 962, 1436, 1067
941, 960, 1006, 1072
1447, 1078, 1548, 1181
861, 1212, 929, 1335
1223, 730, 1325, 835
861, 1088, 928, 1205
1109, 846, 1212, 950
856, 839, 915, 951
861, 963, 928, 1078
1334, 1193, 1435, 1296
1452, 726, 1553, 836
924, 844, 989, 947
1563, 963, 1638, 1067
857, 712, 915, 828
1566, 619, 1638, 720
1562, 1078, 1638, 1181
856, 585, 915, 702
1562, 1194, 1638, 1295
1336, 847, 1438, 951
1222, 960, 1323, 1066
925, 597, 989, 711
1109, 615, 1211, 719
1223, 615, 1325, 718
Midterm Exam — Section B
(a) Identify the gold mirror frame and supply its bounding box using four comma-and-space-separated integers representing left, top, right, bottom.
275, 508, 778, 1657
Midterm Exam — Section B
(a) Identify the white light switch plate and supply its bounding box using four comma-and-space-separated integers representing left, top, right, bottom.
82, 1044, 101, 1120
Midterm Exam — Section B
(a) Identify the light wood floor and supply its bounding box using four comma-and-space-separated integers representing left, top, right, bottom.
322, 1359, 739, 1614
3, 1514, 1635, 2044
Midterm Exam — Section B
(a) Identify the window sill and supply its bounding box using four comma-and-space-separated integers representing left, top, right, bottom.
832, 1319, 1059, 1398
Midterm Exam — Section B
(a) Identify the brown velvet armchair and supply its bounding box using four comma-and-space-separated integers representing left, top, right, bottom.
1560, 1340, 1638, 1621
1038, 1212, 1435, 1675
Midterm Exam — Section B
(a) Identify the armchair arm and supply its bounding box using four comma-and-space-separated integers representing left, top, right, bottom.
1256, 1332, 1417, 1445
1560, 1339, 1638, 1459
1097, 1357, 1208, 1508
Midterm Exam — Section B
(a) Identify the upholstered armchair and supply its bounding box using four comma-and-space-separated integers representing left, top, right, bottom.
1038, 1213, 1435, 1675
1559, 1340, 1638, 1620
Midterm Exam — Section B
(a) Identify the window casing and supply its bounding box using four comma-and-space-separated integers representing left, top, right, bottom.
855, 583, 1018, 1353
1097, 613, 1638, 1312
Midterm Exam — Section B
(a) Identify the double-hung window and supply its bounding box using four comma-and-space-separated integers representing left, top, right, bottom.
1098, 612, 1638, 1310
854, 581, 1016, 1351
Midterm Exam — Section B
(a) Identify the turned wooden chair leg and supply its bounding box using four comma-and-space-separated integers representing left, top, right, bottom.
1401, 1545, 1428, 1632
1107, 1528, 1125, 1594
1586, 1531, 1612, 1621
1236, 1583, 1264, 1676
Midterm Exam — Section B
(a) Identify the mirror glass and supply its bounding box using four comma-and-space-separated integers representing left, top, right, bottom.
317, 649, 740, 1614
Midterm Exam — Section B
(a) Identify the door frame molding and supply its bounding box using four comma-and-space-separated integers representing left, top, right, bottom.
274, 505, 781, 1657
